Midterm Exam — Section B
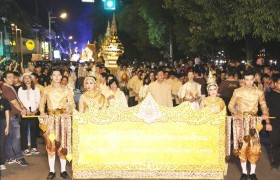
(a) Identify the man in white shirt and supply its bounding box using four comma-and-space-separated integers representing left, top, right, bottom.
148, 70, 173, 107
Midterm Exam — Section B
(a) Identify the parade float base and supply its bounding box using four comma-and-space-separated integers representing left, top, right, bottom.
73, 94, 226, 179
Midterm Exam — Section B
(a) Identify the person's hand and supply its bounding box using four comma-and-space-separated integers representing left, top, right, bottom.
262, 112, 269, 120
62, 113, 71, 118
266, 124, 272, 131
5, 127, 9, 135
31, 110, 38, 116
21, 109, 27, 116
40, 113, 48, 118
189, 98, 196, 103
233, 112, 240, 120
26, 111, 32, 116
107, 95, 114, 100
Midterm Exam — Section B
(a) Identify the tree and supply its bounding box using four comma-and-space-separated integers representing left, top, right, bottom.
164, 0, 280, 60
0, 0, 35, 37
117, 0, 172, 60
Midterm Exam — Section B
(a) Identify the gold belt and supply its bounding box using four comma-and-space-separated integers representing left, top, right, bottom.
239, 112, 257, 116
48, 109, 66, 116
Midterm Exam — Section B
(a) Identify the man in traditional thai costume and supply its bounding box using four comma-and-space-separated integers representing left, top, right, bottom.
39, 68, 76, 180
228, 70, 269, 180
148, 70, 173, 107
178, 69, 201, 109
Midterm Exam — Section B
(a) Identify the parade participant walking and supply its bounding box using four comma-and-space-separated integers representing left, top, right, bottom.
228, 70, 269, 180
178, 69, 201, 109
79, 77, 108, 112
200, 78, 225, 113
108, 78, 128, 108
148, 70, 173, 107
265, 73, 280, 170
39, 68, 76, 179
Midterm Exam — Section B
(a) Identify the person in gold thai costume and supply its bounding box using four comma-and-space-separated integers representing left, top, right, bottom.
228, 70, 269, 180
39, 68, 76, 180
178, 69, 201, 109
200, 84, 225, 113
200, 70, 225, 113
79, 77, 108, 113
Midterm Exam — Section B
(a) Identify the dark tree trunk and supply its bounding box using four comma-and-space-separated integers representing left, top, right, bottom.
244, 36, 261, 61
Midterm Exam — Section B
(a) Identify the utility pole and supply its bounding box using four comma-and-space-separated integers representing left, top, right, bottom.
48, 11, 52, 61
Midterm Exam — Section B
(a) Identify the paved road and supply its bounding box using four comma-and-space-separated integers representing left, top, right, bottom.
1, 92, 280, 180
1, 128, 279, 180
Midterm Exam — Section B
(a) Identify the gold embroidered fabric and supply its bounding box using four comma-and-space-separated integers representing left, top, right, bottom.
39, 84, 75, 114
80, 91, 108, 111
73, 94, 226, 179
228, 86, 268, 115
202, 96, 226, 113
39, 115, 72, 161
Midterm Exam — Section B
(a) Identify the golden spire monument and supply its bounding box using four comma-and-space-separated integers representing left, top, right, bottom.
101, 14, 124, 68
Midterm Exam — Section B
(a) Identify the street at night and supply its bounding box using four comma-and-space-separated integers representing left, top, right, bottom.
1, 0, 280, 180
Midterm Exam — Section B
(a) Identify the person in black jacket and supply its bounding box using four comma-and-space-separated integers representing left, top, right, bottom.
266, 73, 280, 170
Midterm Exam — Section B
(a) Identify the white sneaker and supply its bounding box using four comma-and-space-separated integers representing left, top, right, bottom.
23, 149, 32, 156
31, 148, 39, 154
0, 164, 7, 170
6, 159, 16, 164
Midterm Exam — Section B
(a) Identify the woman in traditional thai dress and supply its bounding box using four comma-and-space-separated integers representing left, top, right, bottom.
200, 69, 225, 113
178, 69, 201, 109
107, 78, 128, 108
200, 83, 225, 113
79, 77, 108, 112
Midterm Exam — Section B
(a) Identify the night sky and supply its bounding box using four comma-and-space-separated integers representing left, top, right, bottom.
53, 0, 95, 50
17, 0, 96, 50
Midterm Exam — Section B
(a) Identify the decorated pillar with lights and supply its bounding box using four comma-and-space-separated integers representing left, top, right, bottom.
100, 14, 124, 69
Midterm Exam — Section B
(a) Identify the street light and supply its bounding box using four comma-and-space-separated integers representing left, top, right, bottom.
68, 36, 73, 40
16, 28, 23, 62
60, 13, 67, 19
48, 12, 67, 61
74, 41, 77, 44
11, 24, 18, 59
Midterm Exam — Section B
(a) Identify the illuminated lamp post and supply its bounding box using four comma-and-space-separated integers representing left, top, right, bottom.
48, 12, 67, 60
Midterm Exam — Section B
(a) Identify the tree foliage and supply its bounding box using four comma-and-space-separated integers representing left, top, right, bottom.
164, 0, 280, 60
117, 0, 171, 59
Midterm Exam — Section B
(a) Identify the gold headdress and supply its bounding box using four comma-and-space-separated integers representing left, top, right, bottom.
207, 69, 218, 90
